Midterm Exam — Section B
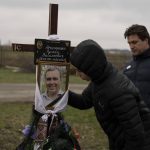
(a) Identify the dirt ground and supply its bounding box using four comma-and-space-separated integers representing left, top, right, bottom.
0, 83, 87, 102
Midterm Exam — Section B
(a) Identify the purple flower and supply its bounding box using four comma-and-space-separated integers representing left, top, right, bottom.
22, 125, 36, 139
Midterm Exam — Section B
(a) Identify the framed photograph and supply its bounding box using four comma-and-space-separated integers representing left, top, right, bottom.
37, 62, 70, 95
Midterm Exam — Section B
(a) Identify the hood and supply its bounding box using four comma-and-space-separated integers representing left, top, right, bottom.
70, 39, 108, 82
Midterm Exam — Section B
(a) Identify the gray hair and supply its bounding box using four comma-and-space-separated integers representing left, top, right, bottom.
44, 66, 61, 79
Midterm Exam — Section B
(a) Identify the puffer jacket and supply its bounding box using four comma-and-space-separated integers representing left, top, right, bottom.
123, 48, 150, 108
68, 39, 150, 150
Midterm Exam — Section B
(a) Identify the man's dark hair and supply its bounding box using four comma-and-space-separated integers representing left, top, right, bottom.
124, 24, 150, 45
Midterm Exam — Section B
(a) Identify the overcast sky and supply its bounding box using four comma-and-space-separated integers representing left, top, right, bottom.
0, 0, 150, 49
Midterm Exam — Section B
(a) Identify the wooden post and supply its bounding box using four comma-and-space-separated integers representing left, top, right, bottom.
48, 4, 58, 35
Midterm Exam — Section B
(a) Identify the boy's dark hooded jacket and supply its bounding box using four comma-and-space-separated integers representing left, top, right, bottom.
68, 39, 150, 150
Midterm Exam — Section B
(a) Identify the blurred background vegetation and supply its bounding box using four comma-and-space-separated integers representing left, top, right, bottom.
0, 44, 132, 73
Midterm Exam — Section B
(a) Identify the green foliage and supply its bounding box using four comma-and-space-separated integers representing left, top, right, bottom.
0, 102, 108, 150
0, 102, 32, 150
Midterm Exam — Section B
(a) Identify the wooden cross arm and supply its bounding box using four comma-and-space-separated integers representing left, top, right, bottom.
12, 43, 75, 52
12, 43, 34, 52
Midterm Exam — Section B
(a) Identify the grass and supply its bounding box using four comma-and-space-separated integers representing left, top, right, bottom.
0, 67, 108, 149
0, 68, 35, 83
0, 68, 88, 84
0, 102, 108, 150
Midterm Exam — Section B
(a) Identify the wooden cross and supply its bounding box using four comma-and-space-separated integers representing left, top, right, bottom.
12, 4, 59, 52
12, 3, 73, 89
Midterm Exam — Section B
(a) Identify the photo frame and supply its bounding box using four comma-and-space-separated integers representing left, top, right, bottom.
37, 62, 70, 94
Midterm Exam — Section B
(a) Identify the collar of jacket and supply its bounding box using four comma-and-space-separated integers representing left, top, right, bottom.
133, 48, 150, 60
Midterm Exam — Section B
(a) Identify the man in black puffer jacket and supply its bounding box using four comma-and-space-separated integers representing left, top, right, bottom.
123, 24, 150, 108
68, 39, 150, 150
